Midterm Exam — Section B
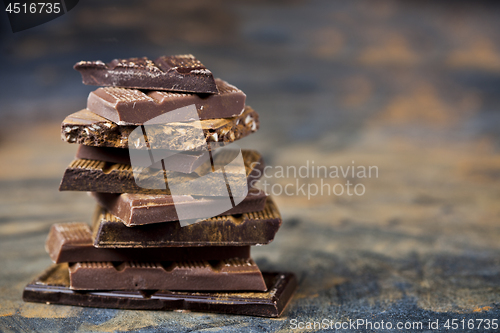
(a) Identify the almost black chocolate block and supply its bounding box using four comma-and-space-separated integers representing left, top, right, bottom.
92, 197, 282, 248
23, 264, 297, 317
74, 55, 218, 93
59, 150, 264, 195
76, 145, 211, 174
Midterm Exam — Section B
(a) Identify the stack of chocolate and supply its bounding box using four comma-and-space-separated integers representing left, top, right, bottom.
23, 55, 296, 317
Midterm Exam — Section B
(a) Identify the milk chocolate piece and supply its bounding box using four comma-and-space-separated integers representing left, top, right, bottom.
59, 150, 264, 195
46, 223, 250, 263
76, 145, 210, 174
91, 188, 267, 226
93, 197, 281, 248
74, 55, 218, 93
88, 79, 245, 125
69, 259, 266, 291
61, 106, 259, 150
23, 264, 297, 317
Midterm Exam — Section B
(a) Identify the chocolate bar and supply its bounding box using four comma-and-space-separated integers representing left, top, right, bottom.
91, 188, 267, 226
61, 106, 259, 150
88, 79, 245, 125
69, 259, 266, 291
23, 264, 297, 317
93, 197, 282, 248
59, 150, 264, 195
74, 55, 218, 93
46, 223, 250, 263
76, 145, 210, 174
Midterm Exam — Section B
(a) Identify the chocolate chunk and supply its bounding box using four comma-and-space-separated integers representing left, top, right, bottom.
74, 55, 218, 93
93, 197, 282, 248
46, 222, 250, 263
23, 264, 297, 317
59, 150, 264, 195
76, 145, 211, 174
69, 259, 266, 291
61, 106, 259, 150
91, 187, 267, 226
88, 79, 246, 125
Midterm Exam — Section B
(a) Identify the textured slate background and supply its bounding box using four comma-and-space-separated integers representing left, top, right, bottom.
1, 0, 500, 332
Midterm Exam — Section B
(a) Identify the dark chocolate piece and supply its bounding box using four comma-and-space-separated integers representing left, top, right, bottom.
23, 264, 297, 317
59, 150, 264, 195
91, 187, 267, 226
69, 259, 266, 291
61, 106, 259, 150
76, 145, 210, 174
46, 223, 250, 263
74, 55, 218, 93
93, 197, 282, 248
88, 79, 245, 125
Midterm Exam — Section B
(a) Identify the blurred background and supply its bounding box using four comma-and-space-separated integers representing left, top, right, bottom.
2, 0, 500, 144
1, 0, 500, 331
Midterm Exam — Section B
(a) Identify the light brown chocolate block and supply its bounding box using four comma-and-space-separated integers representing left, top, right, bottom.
90, 187, 267, 226
46, 222, 251, 263
69, 259, 267, 291
88, 79, 246, 125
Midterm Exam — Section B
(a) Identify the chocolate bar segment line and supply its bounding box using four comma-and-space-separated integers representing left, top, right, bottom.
91, 188, 267, 226
23, 264, 298, 317
93, 197, 282, 248
74, 55, 218, 93
61, 106, 259, 150
69, 259, 267, 291
59, 150, 264, 195
46, 222, 251, 263
87, 79, 246, 125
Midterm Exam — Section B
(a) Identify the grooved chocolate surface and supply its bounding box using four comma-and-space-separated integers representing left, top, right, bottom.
69, 259, 266, 291
75, 145, 211, 174
61, 106, 259, 150
93, 197, 282, 248
91, 187, 267, 226
59, 150, 264, 194
88, 79, 245, 125
23, 264, 297, 317
46, 222, 251, 263
74, 55, 218, 93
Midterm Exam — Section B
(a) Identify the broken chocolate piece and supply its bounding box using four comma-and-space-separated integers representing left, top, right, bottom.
23, 264, 297, 317
91, 187, 267, 226
61, 106, 259, 150
69, 259, 266, 291
76, 145, 210, 174
59, 150, 264, 195
74, 55, 218, 93
88, 79, 245, 125
93, 197, 282, 248
46, 223, 250, 263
